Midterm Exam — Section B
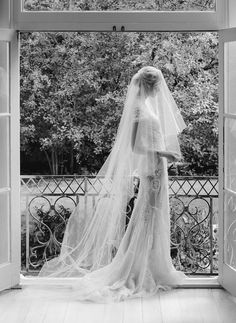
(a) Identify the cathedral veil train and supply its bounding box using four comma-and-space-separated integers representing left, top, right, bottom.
39, 66, 188, 302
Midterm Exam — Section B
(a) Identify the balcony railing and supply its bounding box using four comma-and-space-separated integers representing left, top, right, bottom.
20, 175, 219, 276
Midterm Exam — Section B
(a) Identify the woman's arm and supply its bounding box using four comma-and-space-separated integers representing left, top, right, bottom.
131, 108, 181, 162
157, 151, 181, 162
132, 124, 180, 162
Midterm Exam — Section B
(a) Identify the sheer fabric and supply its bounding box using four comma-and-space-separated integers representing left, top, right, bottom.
39, 67, 187, 302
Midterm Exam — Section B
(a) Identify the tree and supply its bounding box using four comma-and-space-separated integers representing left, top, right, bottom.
24, 0, 215, 11
20, 31, 218, 175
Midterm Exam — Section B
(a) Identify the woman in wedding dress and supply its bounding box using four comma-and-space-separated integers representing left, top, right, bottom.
39, 66, 187, 302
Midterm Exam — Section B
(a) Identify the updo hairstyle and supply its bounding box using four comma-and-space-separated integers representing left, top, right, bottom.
134, 66, 161, 96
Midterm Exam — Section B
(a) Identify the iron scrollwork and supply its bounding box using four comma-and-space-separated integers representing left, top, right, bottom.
21, 175, 218, 275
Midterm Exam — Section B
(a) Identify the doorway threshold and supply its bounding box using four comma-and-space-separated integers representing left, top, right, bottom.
20, 274, 221, 289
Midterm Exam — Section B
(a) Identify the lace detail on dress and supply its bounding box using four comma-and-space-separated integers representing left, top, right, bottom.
133, 106, 141, 121
148, 169, 162, 194
143, 167, 162, 224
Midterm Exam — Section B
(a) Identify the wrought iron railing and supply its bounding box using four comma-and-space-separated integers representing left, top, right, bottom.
20, 175, 218, 276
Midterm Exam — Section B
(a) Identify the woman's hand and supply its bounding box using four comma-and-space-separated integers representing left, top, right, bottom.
157, 151, 181, 163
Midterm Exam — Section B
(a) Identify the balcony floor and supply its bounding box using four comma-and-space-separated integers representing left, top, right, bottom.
0, 286, 236, 323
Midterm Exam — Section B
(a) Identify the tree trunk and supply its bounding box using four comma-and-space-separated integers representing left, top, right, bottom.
70, 146, 74, 174
51, 148, 59, 175
44, 150, 53, 174
55, 148, 58, 175
51, 149, 55, 175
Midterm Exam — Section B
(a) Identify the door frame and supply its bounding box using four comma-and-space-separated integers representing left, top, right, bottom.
0, 29, 20, 291
13, 0, 226, 32
4, 0, 236, 291
218, 27, 236, 296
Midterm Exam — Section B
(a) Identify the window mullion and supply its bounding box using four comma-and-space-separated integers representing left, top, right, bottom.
13, 0, 226, 32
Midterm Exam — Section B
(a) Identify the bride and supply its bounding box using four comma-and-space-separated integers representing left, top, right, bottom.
39, 66, 187, 302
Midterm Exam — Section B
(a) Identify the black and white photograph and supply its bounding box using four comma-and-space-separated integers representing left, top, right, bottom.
1, 0, 236, 322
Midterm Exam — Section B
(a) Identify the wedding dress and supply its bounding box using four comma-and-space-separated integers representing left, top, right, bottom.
39, 66, 187, 302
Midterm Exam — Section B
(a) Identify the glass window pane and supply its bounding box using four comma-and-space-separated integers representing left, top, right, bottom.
0, 42, 9, 113
225, 118, 236, 191
23, 0, 216, 11
0, 116, 10, 188
225, 41, 236, 115
224, 190, 236, 269
0, 191, 10, 264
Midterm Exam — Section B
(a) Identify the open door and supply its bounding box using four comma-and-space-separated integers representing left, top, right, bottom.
218, 27, 236, 296
0, 29, 20, 292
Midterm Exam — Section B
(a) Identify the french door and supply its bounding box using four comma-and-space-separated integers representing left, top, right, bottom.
0, 0, 235, 296
218, 27, 236, 296
0, 29, 20, 292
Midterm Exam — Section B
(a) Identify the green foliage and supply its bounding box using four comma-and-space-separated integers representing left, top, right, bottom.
20, 31, 218, 175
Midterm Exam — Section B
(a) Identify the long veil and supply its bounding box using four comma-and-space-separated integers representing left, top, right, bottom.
39, 67, 186, 288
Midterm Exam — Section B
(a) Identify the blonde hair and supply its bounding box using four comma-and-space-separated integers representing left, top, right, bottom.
134, 66, 161, 96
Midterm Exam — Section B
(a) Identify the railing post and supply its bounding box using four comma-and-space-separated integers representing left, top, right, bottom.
209, 197, 214, 274
76, 194, 79, 206
25, 194, 30, 273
